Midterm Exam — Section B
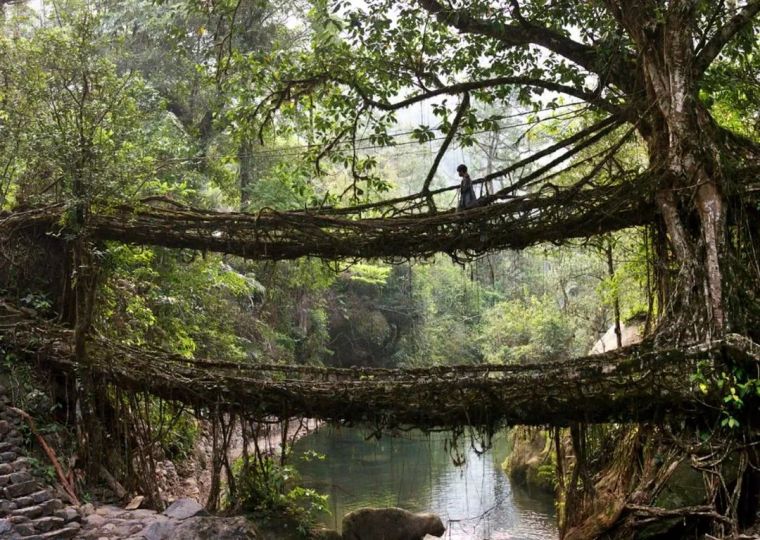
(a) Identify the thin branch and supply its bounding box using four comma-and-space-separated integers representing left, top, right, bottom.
421, 92, 470, 198
696, 0, 760, 75
353, 74, 621, 114
480, 117, 623, 203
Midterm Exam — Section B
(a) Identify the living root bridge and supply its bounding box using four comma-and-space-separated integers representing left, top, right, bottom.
3, 307, 758, 429
0, 179, 653, 261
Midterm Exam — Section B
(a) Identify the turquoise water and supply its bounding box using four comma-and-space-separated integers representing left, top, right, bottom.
292, 426, 559, 539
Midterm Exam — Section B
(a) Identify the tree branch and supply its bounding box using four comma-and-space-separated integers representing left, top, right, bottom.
696, 0, 760, 75
416, 0, 635, 93
421, 92, 469, 198
484, 115, 621, 182
355, 75, 621, 115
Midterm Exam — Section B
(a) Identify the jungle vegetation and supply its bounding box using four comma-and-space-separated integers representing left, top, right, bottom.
0, 0, 758, 538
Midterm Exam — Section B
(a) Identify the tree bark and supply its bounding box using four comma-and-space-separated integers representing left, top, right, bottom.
617, 2, 730, 341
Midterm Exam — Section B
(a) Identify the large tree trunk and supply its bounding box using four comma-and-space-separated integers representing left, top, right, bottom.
622, 4, 728, 342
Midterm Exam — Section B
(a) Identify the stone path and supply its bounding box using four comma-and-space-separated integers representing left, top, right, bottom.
0, 385, 81, 540
76, 499, 258, 539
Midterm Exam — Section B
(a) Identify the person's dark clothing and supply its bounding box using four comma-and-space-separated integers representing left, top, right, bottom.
457, 173, 477, 210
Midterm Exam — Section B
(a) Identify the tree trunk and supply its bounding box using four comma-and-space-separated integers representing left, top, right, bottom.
238, 136, 254, 209
621, 4, 729, 342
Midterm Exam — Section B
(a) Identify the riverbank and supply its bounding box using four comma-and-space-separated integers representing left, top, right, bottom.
153, 417, 320, 506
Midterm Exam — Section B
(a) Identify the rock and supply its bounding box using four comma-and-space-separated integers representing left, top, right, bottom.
4, 437, 22, 449
83, 513, 107, 527
0, 464, 12, 475
29, 491, 50, 505
96, 505, 118, 516
165, 516, 258, 540
0, 518, 13, 534
30, 516, 64, 532
39, 522, 79, 538
80, 503, 95, 516
0, 475, 10, 487
0, 452, 17, 464
505, 427, 555, 495
54, 507, 80, 523
342, 507, 446, 540
162, 498, 207, 520
113, 521, 144, 537
40, 499, 61, 514
124, 495, 144, 511
12, 521, 34, 537
129, 509, 157, 521
640, 460, 708, 538
654, 461, 706, 508
11, 458, 31, 472
0, 420, 10, 435
142, 519, 175, 540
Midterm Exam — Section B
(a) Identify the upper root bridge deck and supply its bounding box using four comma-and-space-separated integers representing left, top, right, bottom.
2, 305, 757, 429
1, 180, 652, 260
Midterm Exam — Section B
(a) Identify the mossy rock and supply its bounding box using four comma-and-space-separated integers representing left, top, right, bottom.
638, 461, 706, 539
654, 461, 705, 509
504, 427, 555, 495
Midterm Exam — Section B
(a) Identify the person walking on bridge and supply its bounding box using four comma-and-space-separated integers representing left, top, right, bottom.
456, 164, 477, 211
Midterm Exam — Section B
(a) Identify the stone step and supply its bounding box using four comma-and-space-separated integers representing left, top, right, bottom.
11, 457, 32, 472
14, 495, 34, 509
29, 491, 52, 505
0, 500, 17, 517
11, 503, 44, 519
0, 451, 18, 463
0, 442, 15, 453
38, 522, 80, 539
9, 471, 33, 484
7, 514, 30, 525
13, 520, 36, 537
4, 435, 24, 448
30, 515, 64, 532
0, 463, 12, 475
4, 479, 40, 498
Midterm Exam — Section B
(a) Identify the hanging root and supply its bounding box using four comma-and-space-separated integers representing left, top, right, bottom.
560, 422, 760, 539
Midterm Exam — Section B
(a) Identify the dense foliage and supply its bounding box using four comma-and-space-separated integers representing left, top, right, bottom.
0, 0, 655, 372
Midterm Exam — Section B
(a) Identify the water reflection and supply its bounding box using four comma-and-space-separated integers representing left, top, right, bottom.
292, 426, 558, 540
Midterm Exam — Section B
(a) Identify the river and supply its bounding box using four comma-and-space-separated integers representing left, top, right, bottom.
292, 426, 559, 540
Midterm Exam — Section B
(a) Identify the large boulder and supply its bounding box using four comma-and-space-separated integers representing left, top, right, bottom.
505, 427, 554, 494
589, 318, 644, 355
162, 498, 208, 520
165, 516, 258, 540
341, 507, 445, 540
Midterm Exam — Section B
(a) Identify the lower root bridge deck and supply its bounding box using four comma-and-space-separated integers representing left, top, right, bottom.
2, 305, 758, 430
